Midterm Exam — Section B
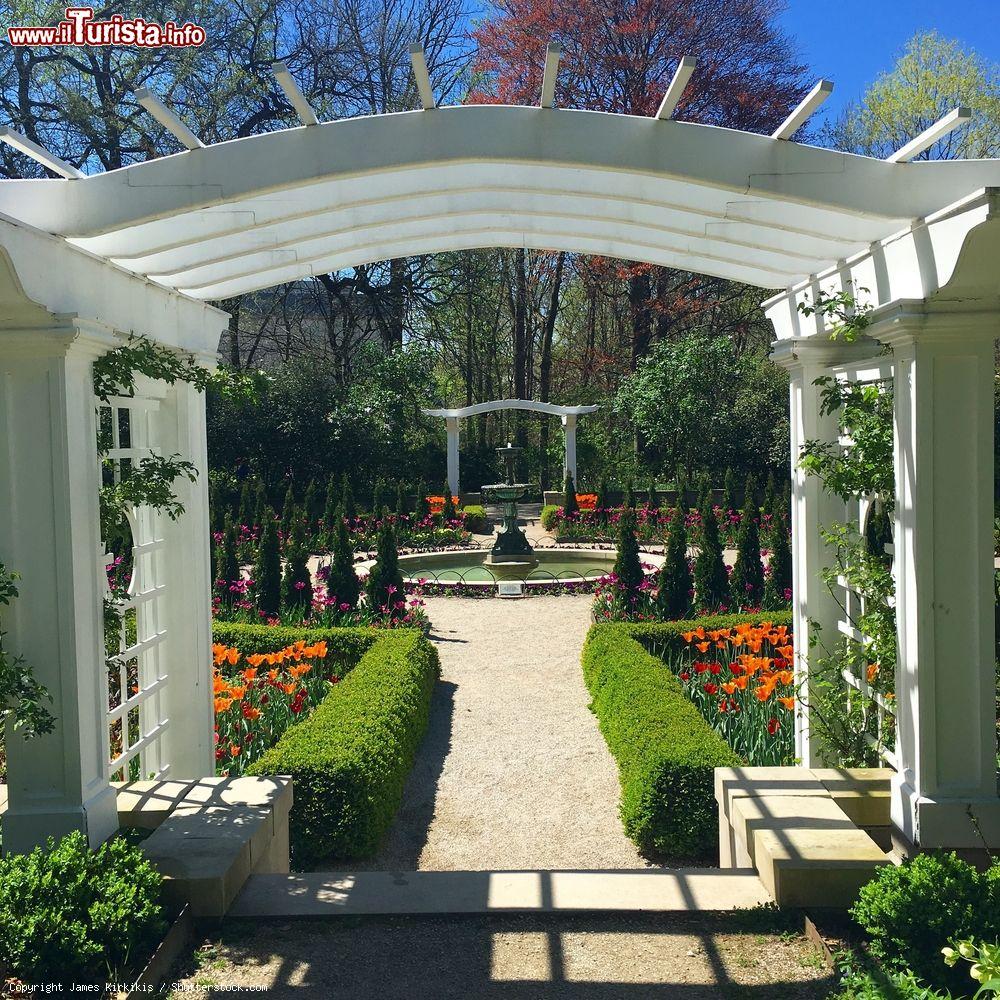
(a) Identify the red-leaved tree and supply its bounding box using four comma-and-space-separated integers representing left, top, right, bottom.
470, 0, 811, 368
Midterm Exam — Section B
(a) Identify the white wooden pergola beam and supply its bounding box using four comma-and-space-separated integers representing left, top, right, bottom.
887, 107, 972, 163
655, 56, 697, 120
408, 44, 436, 110
271, 61, 319, 127
0, 128, 82, 179
772, 79, 834, 140
134, 88, 204, 150
540, 42, 562, 109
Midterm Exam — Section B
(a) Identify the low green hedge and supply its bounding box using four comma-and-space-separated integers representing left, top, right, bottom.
461, 505, 489, 533
582, 621, 743, 861
212, 622, 381, 676
248, 629, 439, 866
541, 504, 561, 530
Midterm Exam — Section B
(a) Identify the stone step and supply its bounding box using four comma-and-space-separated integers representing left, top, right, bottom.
229, 869, 772, 918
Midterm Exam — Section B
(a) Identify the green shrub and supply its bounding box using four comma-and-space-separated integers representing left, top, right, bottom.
249, 630, 439, 865
613, 508, 644, 601
281, 519, 313, 610
694, 496, 728, 611
563, 472, 579, 517
441, 480, 457, 522
413, 479, 430, 522
0, 830, 166, 984
341, 473, 356, 524
326, 507, 360, 609
730, 501, 764, 610
461, 505, 489, 533
851, 853, 1000, 993
541, 504, 561, 531
215, 513, 240, 595
212, 621, 380, 674
252, 510, 281, 616
657, 503, 692, 619
366, 521, 405, 615
581, 623, 741, 860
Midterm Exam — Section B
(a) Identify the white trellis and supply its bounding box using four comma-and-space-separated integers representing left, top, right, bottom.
827, 357, 898, 770
99, 391, 170, 782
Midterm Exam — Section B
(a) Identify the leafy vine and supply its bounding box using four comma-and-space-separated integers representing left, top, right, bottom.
797, 290, 897, 766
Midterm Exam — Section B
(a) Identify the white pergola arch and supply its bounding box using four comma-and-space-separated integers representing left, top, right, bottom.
0, 62, 998, 855
422, 399, 598, 493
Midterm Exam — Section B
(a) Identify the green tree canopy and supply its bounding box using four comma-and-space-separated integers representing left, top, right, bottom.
824, 31, 1000, 159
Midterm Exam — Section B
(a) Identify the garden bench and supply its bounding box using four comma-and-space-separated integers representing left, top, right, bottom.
716, 766, 893, 909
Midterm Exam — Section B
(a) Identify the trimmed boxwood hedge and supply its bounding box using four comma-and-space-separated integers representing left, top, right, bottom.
461, 505, 489, 533
581, 613, 791, 861
212, 622, 382, 677
247, 629, 439, 867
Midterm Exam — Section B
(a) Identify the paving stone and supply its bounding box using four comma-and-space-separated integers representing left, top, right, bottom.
114, 779, 197, 830
229, 869, 772, 918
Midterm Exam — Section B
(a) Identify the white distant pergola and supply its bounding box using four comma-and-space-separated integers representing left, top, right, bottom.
0, 46, 998, 855
421, 399, 599, 493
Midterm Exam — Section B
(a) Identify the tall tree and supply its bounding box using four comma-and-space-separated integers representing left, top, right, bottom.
825, 31, 1000, 159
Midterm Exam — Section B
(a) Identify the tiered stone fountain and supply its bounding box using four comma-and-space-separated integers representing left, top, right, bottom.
481, 442, 539, 577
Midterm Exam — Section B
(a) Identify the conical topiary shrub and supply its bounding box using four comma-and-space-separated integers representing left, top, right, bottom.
622, 477, 634, 510
721, 468, 737, 519
372, 479, 385, 519
366, 521, 405, 617
302, 479, 320, 537
730, 499, 764, 610
279, 483, 296, 539
252, 479, 267, 529
441, 480, 457, 523
762, 515, 792, 610
281, 520, 313, 612
236, 481, 253, 529
563, 471, 579, 517
321, 479, 339, 551
325, 506, 360, 609
657, 503, 692, 620
341, 473, 356, 524
694, 496, 728, 612
395, 481, 407, 517
613, 507, 644, 609
646, 479, 658, 510
413, 479, 430, 523
216, 514, 240, 604
596, 475, 611, 524
252, 510, 281, 617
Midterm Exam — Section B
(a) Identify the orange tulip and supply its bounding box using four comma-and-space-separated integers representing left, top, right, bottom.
867, 663, 879, 683
214, 697, 232, 713
228, 685, 246, 701
242, 668, 258, 683
778, 696, 795, 711
695, 641, 710, 653
246, 653, 266, 668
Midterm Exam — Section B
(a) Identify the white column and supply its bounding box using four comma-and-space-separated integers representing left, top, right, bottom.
771, 338, 877, 768
157, 379, 214, 778
0, 320, 119, 852
879, 308, 1000, 849
561, 413, 577, 485
446, 416, 460, 497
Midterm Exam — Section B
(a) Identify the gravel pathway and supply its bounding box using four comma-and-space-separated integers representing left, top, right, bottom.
353, 595, 651, 871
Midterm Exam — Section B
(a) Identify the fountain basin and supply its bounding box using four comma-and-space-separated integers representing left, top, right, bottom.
361, 548, 664, 589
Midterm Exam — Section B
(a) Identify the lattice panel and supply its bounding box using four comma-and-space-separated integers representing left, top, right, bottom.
829, 358, 897, 769
99, 394, 170, 782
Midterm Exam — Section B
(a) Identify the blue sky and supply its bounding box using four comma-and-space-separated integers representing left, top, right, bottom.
778, 0, 1000, 125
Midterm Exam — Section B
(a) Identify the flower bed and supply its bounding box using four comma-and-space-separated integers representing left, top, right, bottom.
644, 617, 796, 766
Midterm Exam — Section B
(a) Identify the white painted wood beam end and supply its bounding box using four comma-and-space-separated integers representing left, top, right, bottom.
408, 44, 437, 110
134, 88, 204, 150
271, 61, 320, 127
655, 56, 697, 120
887, 107, 972, 163
0, 127, 83, 179
540, 42, 562, 109
771, 79, 834, 140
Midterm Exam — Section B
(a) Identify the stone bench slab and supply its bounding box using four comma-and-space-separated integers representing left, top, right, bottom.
732, 793, 890, 908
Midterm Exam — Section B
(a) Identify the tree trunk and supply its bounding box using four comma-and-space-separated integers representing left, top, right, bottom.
538, 252, 565, 489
